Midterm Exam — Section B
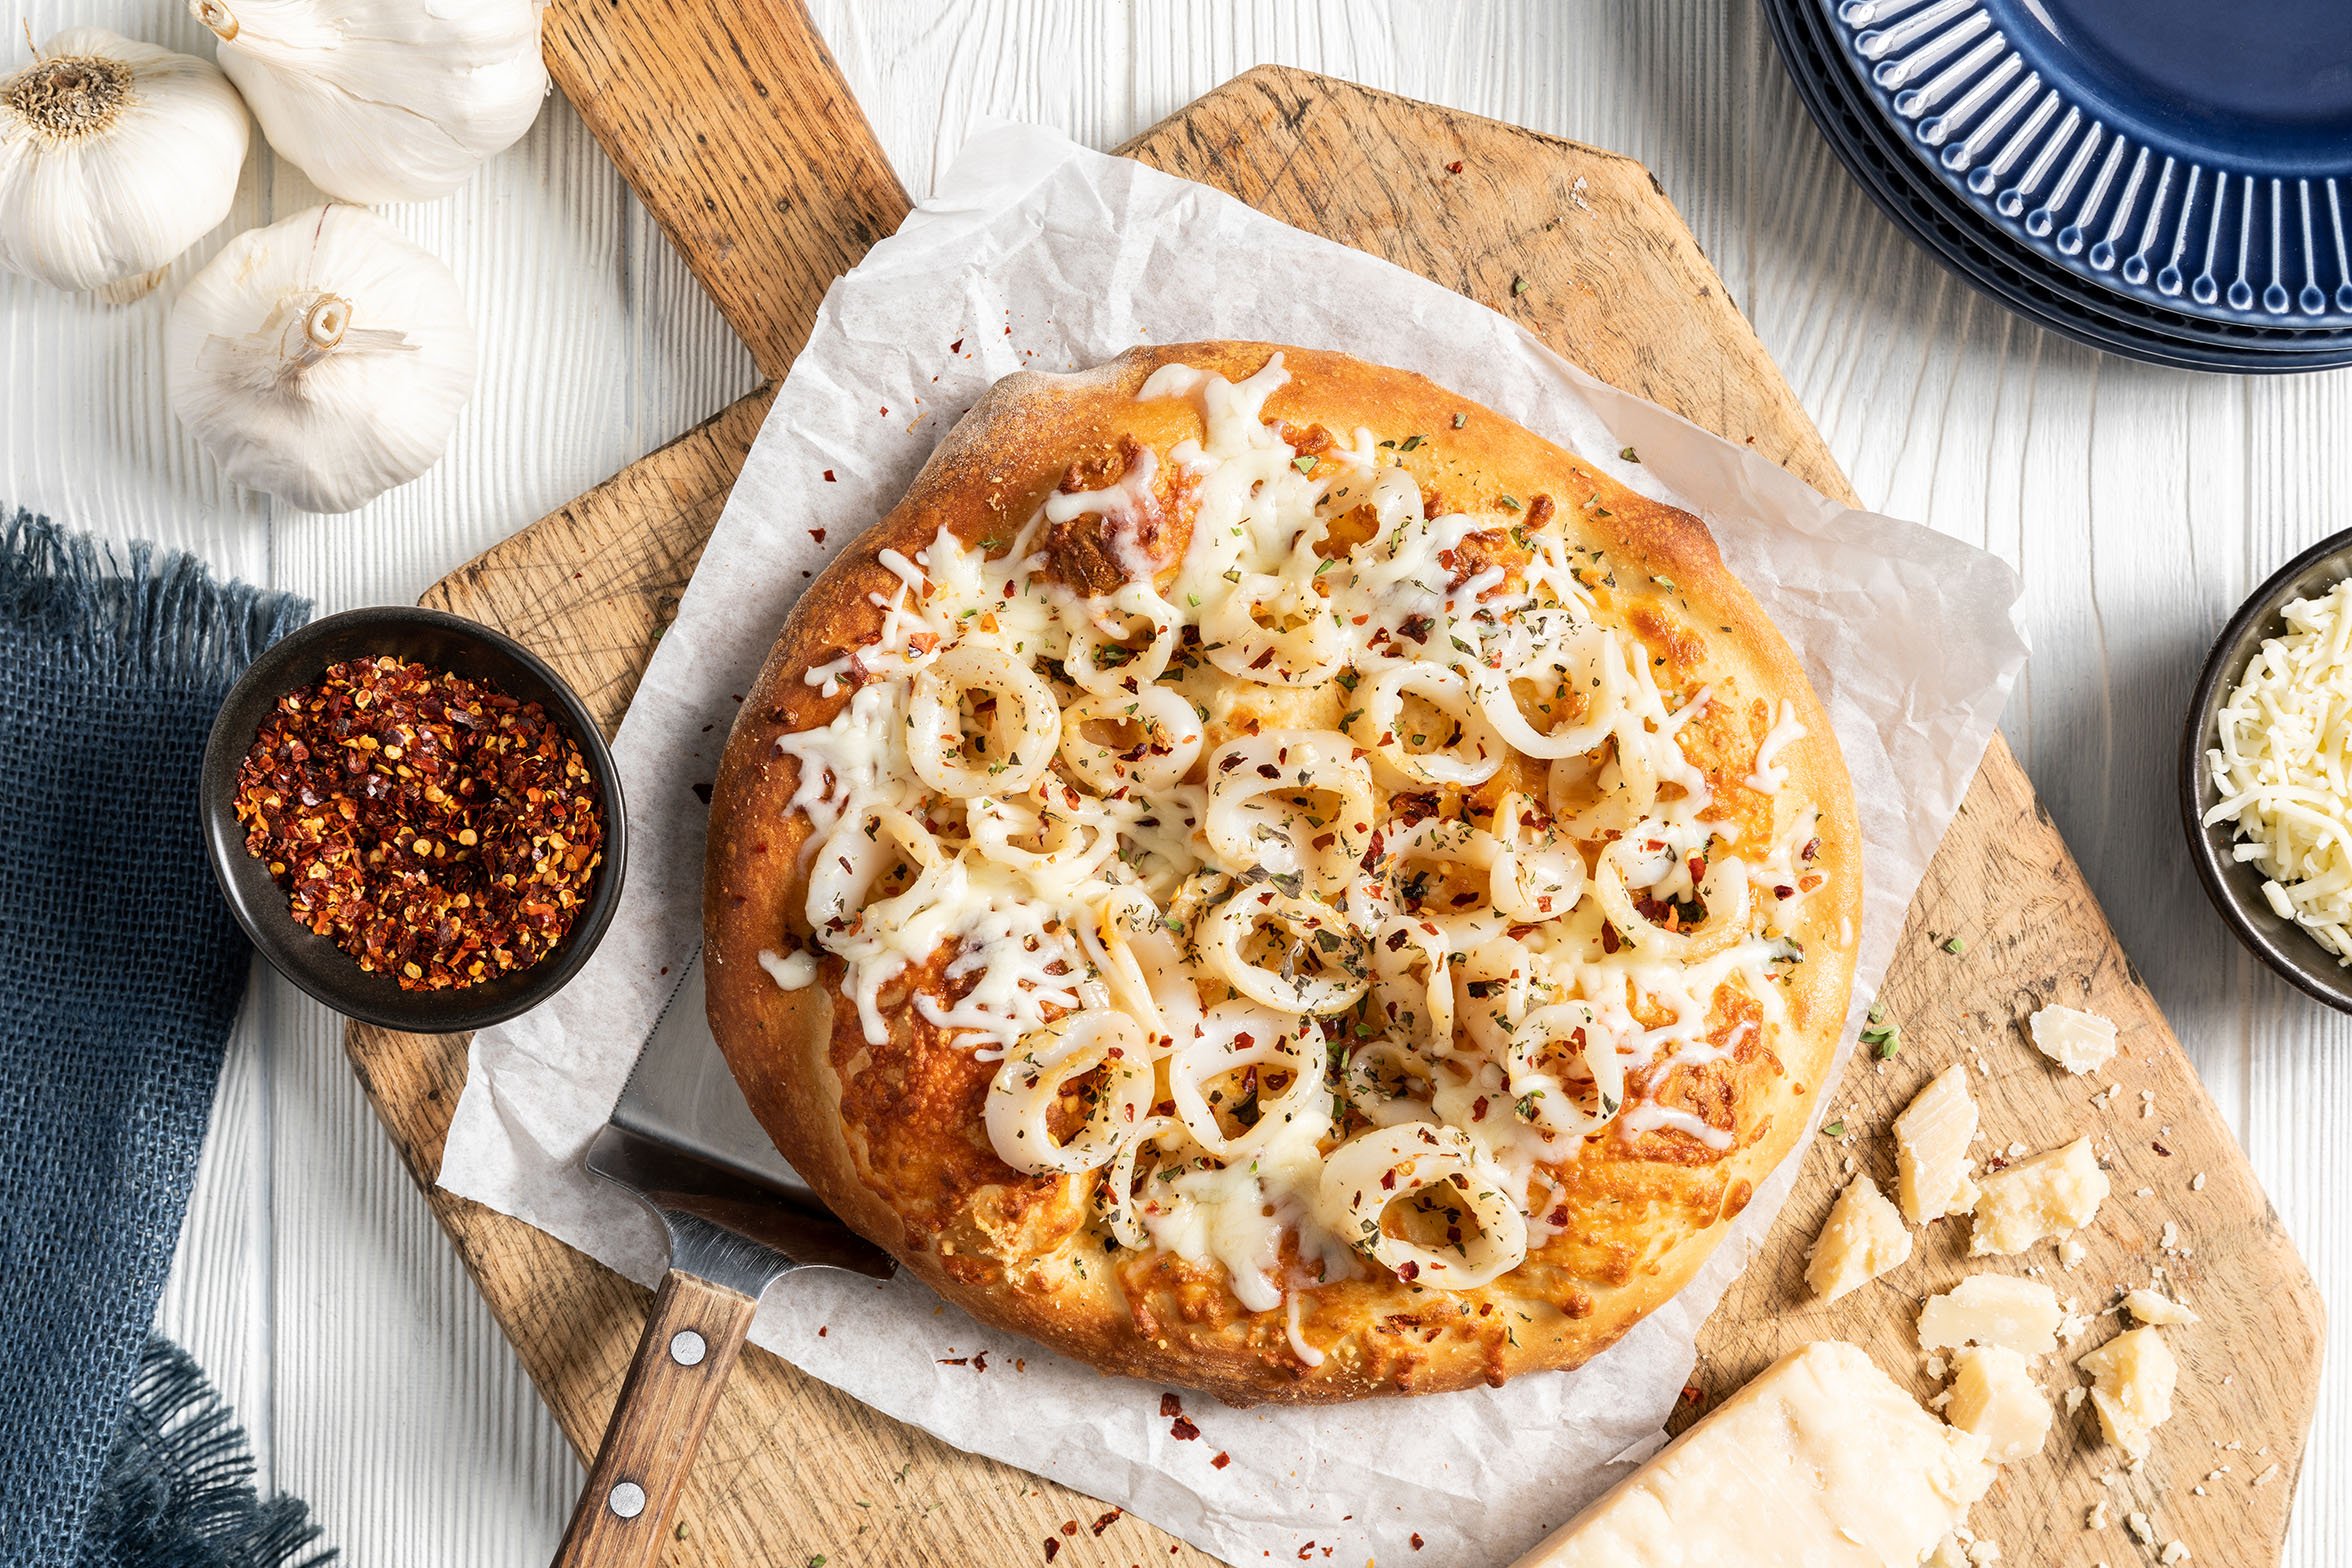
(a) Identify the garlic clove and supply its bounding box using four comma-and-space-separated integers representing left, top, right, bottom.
192, 0, 550, 205
167, 204, 479, 514
0, 29, 250, 294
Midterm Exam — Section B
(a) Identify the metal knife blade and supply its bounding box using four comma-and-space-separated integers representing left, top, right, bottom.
584, 947, 893, 1291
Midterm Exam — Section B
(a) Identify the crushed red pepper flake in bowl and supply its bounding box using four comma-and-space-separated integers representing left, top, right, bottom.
231, 655, 605, 990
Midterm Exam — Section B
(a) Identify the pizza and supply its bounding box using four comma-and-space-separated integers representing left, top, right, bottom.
704, 342, 1862, 1404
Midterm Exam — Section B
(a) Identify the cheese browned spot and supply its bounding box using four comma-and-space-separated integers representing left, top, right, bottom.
1039, 434, 1193, 595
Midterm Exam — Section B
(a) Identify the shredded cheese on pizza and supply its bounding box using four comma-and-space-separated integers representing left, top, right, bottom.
2206, 576, 2352, 962
763, 355, 1829, 1307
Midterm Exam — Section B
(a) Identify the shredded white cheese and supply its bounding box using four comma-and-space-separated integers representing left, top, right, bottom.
2207, 578, 2352, 962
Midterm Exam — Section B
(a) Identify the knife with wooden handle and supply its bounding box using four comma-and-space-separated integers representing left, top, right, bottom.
547, 957, 892, 1568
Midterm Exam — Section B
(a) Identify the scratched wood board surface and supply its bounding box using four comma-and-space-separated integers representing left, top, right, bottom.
332, 15, 2322, 1565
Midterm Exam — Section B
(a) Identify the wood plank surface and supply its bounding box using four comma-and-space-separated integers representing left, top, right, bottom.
543, 0, 910, 380
336, 49, 2327, 1568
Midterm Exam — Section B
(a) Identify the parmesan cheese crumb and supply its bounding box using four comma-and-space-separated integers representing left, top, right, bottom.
2029, 1004, 2119, 1074
1805, 1176, 1912, 1301
2123, 1288, 2199, 1327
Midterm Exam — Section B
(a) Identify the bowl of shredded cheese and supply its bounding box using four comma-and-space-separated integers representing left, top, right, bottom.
2185, 528, 2352, 1011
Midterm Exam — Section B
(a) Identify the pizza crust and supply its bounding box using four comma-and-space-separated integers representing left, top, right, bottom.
705, 342, 1862, 1404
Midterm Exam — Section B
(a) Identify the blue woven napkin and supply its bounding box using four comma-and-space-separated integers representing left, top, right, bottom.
0, 512, 328, 1568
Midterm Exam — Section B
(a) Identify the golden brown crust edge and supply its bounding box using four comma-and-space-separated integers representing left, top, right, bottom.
704, 341, 1863, 1405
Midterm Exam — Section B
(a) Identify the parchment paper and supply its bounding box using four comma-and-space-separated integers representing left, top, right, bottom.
439, 120, 2028, 1566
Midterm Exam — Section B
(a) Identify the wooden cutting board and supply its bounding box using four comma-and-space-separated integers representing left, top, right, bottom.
343, 5, 2324, 1564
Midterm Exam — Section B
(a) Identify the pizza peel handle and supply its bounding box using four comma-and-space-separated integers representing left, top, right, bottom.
551, 1266, 761, 1568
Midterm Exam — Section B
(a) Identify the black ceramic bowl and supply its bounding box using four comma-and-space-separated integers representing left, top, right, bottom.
201, 605, 627, 1032
2181, 528, 2352, 1013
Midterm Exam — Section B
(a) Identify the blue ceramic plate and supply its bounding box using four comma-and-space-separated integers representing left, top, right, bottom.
1822, 0, 2352, 327
1769, 0, 2352, 369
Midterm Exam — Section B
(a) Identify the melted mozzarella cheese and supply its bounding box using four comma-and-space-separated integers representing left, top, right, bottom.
1747, 699, 1807, 793
761, 355, 1831, 1315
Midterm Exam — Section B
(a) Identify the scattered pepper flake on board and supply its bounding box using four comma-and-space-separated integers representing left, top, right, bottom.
232, 656, 604, 990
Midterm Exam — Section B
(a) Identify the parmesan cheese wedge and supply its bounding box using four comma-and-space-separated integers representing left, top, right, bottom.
1893, 1064, 1980, 1224
2027, 1004, 2118, 1075
1508, 1341, 1995, 1568
1917, 1274, 2062, 1357
1806, 1175, 1912, 1301
2077, 1325, 2178, 1460
1946, 1344, 2053, 1462
1969, 1136, 2108, 1256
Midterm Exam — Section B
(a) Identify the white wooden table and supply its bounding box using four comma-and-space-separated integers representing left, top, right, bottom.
3, 2, 2340, 1562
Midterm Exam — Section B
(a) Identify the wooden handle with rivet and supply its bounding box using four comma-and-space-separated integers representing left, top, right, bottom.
550, 1268, 758, 1568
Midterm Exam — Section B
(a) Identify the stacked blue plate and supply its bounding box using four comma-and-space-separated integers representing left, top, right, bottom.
1764, 0, 2352, 371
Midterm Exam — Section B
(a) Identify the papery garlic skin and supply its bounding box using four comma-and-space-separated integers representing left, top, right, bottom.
0, 29, 250, 294
168, 205, 478, 514
194, 0, 549, 205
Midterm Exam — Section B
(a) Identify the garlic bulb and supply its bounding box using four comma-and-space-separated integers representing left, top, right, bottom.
168, 205, 478, 514
0, 29, 249, 294
192, 0, 548, 205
